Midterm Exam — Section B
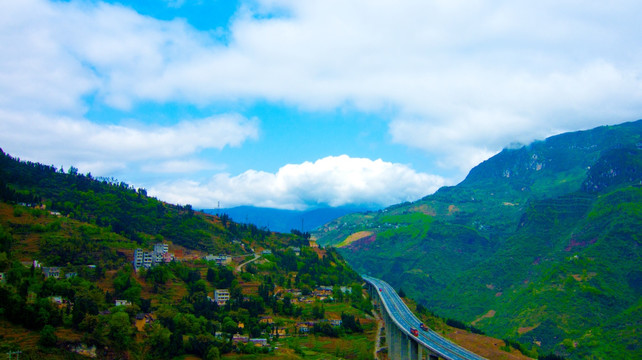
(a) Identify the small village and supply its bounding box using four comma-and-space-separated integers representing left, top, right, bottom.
1, 231, 372, 358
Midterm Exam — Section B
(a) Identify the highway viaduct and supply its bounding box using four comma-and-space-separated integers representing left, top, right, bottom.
363, 275, 487, 360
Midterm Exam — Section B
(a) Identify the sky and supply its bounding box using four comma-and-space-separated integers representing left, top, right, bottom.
1, 0, 641, 211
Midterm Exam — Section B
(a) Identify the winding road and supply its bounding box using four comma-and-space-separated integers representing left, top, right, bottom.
235, 253, 261, 272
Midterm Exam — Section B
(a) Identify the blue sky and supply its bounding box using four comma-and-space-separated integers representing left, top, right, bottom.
1, 0, 641, 210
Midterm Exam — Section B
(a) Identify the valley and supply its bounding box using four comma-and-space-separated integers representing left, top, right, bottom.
315, 120, 642, 359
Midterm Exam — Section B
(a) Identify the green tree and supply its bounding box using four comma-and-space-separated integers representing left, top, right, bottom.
222, 317, 238, 334
39, 324, 58, 347
145, 322, 171, 357
205, 345, 221, 360
108, 311, 133, 351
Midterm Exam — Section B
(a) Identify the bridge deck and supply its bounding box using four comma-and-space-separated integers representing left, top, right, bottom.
363, 275, 487, 360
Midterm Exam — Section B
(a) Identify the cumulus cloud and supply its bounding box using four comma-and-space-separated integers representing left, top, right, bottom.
0, 109, 258, 174
149, 155, 446, 210
1, 0, 641, 208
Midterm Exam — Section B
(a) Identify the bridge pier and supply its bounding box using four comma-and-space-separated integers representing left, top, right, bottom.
409, 337, 419, 359
366, 280, 453, 360
400, 331, 410, 359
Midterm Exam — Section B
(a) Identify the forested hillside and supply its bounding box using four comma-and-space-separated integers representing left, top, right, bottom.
315, 120, 642, 359
0, 149, 377, 359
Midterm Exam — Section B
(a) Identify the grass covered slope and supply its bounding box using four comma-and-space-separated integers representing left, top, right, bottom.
315, 119, 642, 359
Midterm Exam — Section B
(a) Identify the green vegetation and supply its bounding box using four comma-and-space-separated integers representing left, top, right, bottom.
315, 119, 642, 359
0, 149, 374, 359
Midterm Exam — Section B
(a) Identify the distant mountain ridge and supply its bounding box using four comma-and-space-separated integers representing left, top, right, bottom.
202, 205, 374, 233
314, 119, 642, 359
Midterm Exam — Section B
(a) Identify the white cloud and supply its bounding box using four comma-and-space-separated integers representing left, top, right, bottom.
149, 155, 446, 210
141, 159, 222, 174
0, 109, 258, 174
1, 0, 642, 208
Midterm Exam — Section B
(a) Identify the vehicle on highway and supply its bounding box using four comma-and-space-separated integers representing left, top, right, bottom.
410, 327, 419, 336
420, 323, 428, 331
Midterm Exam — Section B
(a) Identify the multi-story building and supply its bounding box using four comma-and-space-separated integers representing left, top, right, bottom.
134, 248, 154, 270
152, 243, 168, 264
153, 243, 168, 254
214, 289, 230, 306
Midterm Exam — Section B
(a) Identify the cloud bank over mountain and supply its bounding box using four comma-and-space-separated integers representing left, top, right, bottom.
150, 155, 446, 210
1, 0, 641, 209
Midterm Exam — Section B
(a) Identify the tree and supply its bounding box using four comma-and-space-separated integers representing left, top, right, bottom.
39, 324, 58, 347
108, 311, 133, 351
312, 303, 325, 319
222, 317, 237, 334
205, 345, 221, 360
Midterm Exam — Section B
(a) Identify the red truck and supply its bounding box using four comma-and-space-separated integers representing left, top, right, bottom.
410, 327, 419, 336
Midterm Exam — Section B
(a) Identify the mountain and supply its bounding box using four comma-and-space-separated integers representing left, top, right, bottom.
0, 148, 533, 359
314, 119, 642, 359
203, 205, 372, 233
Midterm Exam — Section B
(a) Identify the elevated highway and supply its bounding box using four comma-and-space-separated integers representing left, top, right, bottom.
363, 275, 487, 360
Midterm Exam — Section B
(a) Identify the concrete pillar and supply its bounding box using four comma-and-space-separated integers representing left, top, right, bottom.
409, 338, 419, 360
400, 331, 409, 359
385, 313, 397, 359
392, 325, 400, 360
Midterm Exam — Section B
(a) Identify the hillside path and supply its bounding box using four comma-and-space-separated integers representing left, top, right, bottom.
235, 253, 261, 273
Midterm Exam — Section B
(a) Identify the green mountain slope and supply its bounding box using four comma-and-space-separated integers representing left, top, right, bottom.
0, 150, 376, 359
0, 148, 535, 359
314, 119, 642, 359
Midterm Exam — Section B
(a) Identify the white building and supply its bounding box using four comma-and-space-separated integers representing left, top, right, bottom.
214, 289, 230, 306
115, 299, 132, 306
134, 248, 154, 270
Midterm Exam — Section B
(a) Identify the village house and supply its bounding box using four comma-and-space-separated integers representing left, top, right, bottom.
49, 296, 63, 306
214, 289, 230, 306
313, 286, 333, 299
271, 327, 287, 338
65, 272, 77, 279
162, 252, 174, 263
261, 249, 272, 255
204, 254, 231, 266
42, 266, 60, 279
296, 322, 311, 334
259, 316, 273, 324
232, 333, 249, 344
115, 299, 132, 307
0, 272, 5, 283
249, 338, 268, 347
